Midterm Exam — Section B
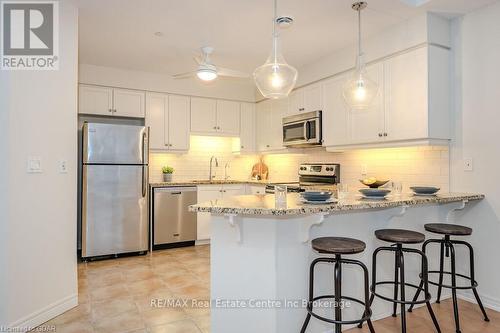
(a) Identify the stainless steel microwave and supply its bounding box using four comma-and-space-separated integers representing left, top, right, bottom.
282, 110, 322, 147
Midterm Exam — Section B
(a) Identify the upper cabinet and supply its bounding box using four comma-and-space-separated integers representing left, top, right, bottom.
146, 93, 190, 152
190, 97, 217, 133
191, 97, 240, 136
237, 102, 256, 153
288, 83, 323, 115
322, 45, 450, 150
79, 85, 145, 118
256, 98, 287, 152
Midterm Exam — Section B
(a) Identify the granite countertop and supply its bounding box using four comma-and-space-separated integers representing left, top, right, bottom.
149, 180, 294, 187
189, 192, 485, 216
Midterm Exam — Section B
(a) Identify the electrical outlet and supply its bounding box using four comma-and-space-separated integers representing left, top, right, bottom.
59, 159, 68, 173
27, 157, 42, 173
361, 164, 368, 176
464, 158, 473, 171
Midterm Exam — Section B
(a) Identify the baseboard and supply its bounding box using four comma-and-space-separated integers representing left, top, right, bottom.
195, 239, 210, 246
458, 290, 500, 312
8, 293, 78, 332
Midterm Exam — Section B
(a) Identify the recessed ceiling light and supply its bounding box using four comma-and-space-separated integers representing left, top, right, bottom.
154, 31, 164, 37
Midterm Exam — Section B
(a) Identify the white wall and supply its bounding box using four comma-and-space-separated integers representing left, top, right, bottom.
0, 1, 79, 329
79, 63, 256, 102
451, 1, 500, 310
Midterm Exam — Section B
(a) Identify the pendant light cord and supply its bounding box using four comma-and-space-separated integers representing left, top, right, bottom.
357, 7, 363, 71
272, 0, 278, 63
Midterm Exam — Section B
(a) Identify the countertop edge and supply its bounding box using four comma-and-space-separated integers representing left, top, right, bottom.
189, 193, 485, 216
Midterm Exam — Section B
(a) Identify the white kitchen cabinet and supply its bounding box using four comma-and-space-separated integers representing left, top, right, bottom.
191, 97, 217, 133
191, 97, 241, 136
288, 84, 323, 114
78, 85, 113, 116
247, 185, 266, 195
168, 95, 191, 150
79, 84, 145, 118
349, 62, 385, 144
113, 88, 145, 118
237, 102, 256, 153
323, 45, 450, 150
196, 185, 221, 241
256, 99, 286, 152
217, 100, 240, 135
322, 74, 350, 147
196, 184, 245, 240
146, 93, 190, 151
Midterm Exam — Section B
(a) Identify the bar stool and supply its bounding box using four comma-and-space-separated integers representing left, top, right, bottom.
300, 237, 375, 333
408, 223, 489, 333
359, 229, 441, 333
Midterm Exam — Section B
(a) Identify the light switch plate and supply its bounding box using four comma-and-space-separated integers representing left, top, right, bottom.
27, 157, 42, 173
464, 158, 473, 171
59, 159, 68, 173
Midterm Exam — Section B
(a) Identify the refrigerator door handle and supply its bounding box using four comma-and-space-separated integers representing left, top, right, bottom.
142, 165, 147, 198
82, 122, 89, 164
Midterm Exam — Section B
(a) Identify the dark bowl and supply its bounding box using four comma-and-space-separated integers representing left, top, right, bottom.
359, 179, 390, 188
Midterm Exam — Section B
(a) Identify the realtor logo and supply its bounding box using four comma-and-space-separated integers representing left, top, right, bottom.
1, 1, 59, 70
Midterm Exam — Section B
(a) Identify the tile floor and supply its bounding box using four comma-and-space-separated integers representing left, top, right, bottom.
35, 245, 210, 333
33, 244, 499, 333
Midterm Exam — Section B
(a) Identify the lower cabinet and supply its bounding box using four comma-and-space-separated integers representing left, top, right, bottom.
247, 185, 266, 195
196, 184, 245, 241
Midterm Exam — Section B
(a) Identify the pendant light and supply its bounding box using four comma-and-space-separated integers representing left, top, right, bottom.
342, 2, 379, 110
253, 0, 298, 99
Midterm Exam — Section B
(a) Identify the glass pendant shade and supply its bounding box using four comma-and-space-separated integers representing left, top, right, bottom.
253, 0, 297, 99
254, 39, 298, 99
343, 2, 378, 110
342, 61, 378, 110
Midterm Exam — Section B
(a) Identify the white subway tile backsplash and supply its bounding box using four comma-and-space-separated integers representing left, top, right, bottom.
149, 136, 449, 193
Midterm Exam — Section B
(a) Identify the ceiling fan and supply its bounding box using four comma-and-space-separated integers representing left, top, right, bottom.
173, 46, 250, 81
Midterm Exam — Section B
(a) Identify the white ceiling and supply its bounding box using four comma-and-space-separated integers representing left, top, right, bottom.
77, 0, 498, 76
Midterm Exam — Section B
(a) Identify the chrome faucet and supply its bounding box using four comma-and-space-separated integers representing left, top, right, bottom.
209, 156, 219, 181
224, 161, 231, 180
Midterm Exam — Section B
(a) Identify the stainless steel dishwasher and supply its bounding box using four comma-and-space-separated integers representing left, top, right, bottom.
153, 187, 197, 249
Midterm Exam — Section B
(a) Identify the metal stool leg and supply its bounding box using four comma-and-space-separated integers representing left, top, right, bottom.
436, 241, 445, 303
334, 254, 342, 333
408, 239, 433, 312
300, 258, 319, 333
449, 243, 461, 333
401, 247, 442, 333
358, 246, 382, 329
392, 250, 400, 317
397, 246, 407, 333
454, 240, 490, 322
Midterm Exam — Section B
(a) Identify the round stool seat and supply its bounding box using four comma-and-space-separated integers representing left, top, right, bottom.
312, 237, 366, 255
375, 229, 425, 244
424, 223, 472, 236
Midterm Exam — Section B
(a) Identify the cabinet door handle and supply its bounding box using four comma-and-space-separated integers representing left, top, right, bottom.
108, 109, 113, 113
266, 144, 270, 148
383, 133, 388, 137
378, 133, 383, 137
213, 126, 217, 130
299, 108, 305, 111
241, 145, 244, 149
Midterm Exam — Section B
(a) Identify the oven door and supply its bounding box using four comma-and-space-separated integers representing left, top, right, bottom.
283, 118, 321, 146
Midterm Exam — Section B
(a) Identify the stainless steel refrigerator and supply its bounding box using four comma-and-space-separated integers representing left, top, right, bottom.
81, 122, 149, 258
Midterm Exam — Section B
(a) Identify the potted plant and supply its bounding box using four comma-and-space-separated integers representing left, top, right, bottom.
162, 166, 174, 182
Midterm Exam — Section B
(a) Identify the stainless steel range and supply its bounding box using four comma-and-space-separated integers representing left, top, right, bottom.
265, 163, 340, 193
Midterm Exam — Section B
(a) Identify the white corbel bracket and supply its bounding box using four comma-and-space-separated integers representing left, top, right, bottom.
387, 204, 409, 222
225, 214, 242, 243
446, 199, 468, 222
301, 213, 329, 243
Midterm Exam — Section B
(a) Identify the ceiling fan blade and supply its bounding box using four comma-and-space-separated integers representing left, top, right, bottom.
172, 71, 196, 79
218, 67, 250, 78
193, 56, 202, 65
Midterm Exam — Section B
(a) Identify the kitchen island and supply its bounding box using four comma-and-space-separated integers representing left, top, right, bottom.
190, 193, 484, 333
